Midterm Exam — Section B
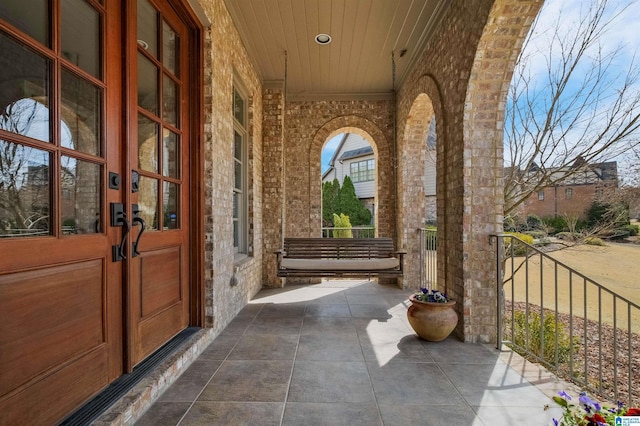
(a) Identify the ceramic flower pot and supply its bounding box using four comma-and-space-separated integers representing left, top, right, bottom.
407, 295, 458, 342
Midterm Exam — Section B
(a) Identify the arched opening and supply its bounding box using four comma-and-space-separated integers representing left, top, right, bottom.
321, 131, 378, 238
398, 92, 441, 293
306, 115, 393, 241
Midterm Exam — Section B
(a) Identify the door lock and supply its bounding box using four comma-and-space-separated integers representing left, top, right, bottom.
110, 203, 130, 262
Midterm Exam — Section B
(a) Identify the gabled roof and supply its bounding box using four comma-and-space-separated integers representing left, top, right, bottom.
339, 146, 373, 161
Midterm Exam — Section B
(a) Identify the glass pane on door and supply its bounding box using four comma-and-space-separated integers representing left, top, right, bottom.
138, 176, 158, 231
0, 31, 51, 142
162, 181, 178, 229
0, 0, 49, 46
138, 53, 158, 114
162, 75, 178, 126
61, 0, 101, 78
61, 69, 102, 156
162, 129, 179, 178
138, 114, 158, 173
61, 156, 101, 234
162, 20, 179, 77
137, 0, 158, 58
0, 140, 51, 237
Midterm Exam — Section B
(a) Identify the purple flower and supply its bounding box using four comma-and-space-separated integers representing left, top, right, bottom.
579, 393, 598, 413
552, 418, 559, 426
557, 391, 572, 400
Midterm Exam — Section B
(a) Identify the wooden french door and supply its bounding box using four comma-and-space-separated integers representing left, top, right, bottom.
0, 1, 125, 423
0, 0, 193, 423
126, 0, 191, 369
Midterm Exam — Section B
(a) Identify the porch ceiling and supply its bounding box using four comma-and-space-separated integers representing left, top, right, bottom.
222, 0, 451, 100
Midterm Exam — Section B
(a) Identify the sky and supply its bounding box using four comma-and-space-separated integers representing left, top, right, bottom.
506, 0, 640, 181
321, 134, 343, 174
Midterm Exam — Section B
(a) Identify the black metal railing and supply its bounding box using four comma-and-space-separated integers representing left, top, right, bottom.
492, 234, 639, 406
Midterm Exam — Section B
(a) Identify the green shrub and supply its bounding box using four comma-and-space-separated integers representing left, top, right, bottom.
332, 213, 352, 238
508, 310, 578, 366
556, 232, 582, 241
586, 200, 629, 228
585, 237, 605, 246
526, 214, 544, 230
622, 224, 638, 236
505, 232, 533, 256
598, 228, 630, 240
535, 237, 552, 247
524, 230, 546, 239
542, 215, 568, 234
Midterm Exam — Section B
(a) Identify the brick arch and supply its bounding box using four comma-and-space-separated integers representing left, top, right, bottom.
395, 74, 447, 290
309, 115, 395, 239
458, 0, 544, 342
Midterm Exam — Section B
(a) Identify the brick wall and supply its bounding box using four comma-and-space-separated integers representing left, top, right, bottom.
395, 0, 543, 342
200, 0, 264, 329
523, 184, 602, 220
194, 0, 543, 342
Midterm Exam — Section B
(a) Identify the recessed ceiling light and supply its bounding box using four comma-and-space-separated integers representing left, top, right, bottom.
315, 34, 332, 45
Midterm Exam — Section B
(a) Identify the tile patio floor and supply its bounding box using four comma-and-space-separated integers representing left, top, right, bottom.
135, 280, 569, 426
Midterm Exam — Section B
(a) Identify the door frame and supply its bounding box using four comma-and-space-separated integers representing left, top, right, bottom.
123, 0, 205, 340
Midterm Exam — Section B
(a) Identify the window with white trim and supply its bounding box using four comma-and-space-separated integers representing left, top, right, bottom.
565, 188, 573, 199
538, 190, 544, 201
233, 85, 247, 254
350, 159, 375, 182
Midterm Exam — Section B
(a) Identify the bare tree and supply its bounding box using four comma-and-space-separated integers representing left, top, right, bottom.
504, 0, 640, 216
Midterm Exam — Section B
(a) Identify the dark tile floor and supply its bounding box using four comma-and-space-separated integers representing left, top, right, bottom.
135, 280, 565, 425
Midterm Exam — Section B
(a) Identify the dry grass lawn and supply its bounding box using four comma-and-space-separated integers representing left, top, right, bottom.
503, 241, 640, 334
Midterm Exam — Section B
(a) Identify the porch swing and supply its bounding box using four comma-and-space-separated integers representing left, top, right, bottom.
275, 237, 406, 278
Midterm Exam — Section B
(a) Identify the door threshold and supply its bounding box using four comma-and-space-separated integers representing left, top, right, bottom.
60, 327, 203, 426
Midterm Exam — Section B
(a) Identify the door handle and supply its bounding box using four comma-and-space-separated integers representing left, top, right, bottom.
132, 204, 146, 257
110, 203, 131, 262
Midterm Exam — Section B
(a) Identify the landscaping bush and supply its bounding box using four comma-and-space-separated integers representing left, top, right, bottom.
524, 230, 546, 239
555, 232, 582, 241
526, 214, 544, 231
534, 237, 552, 247
586, 200, 629, 228
542, 215, 568, 234
508, 310, 578, 366
332, 213, 352, 238
505, 232, 533, 256
598, 228, 630, 240
585, 237, 606, 246
622, 224, 638, 237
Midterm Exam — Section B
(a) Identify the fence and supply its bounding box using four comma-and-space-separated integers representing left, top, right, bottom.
321, 226, 375, 238
418, 228, 437, 290
492, 234, 640, 406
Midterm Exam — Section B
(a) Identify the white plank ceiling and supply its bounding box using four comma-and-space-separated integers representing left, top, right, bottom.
223, 0, 451, 100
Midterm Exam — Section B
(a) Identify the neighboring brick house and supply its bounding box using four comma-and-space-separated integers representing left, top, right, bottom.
519, 158, 618, 220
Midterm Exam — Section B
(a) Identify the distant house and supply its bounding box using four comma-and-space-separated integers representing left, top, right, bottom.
322, 124, 438, 224
323, 134, 376, 219
423, 119, 437, 223
518, 158, 618, 220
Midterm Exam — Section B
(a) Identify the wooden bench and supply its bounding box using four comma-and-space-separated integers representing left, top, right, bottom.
275, 237, 405, 278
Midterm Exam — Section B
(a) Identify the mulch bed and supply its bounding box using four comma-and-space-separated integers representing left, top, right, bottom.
503, 301, 640, 406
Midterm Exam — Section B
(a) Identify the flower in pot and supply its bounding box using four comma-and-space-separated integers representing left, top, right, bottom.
407, 288, 458, 342
551, 390, 640, 425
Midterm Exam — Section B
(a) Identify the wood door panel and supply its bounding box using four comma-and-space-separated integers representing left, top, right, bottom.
0, 259, 105, 396
139, 246, 182, 317
0, 346, 109, 426
137, 302, 184, 360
